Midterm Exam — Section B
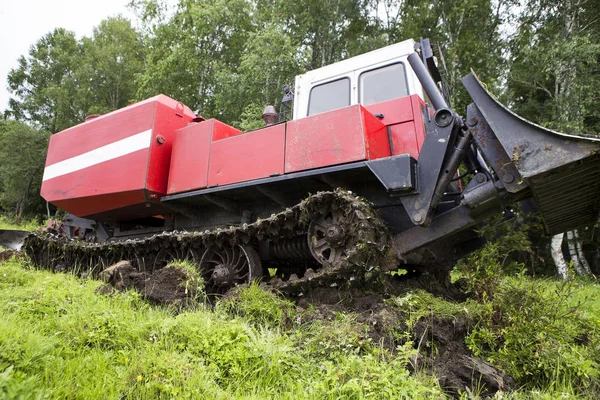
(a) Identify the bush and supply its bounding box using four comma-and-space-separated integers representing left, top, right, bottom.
467, 276, 600, 394
456, 212, 534, 299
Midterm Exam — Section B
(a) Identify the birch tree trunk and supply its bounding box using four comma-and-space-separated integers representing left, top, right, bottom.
566, 230, 584, 275
551, 233, 569, 280
573, 229, 591, 275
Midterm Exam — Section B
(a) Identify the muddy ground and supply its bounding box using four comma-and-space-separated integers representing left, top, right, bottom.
95, 260, 514, 398
296, 283, 514, 398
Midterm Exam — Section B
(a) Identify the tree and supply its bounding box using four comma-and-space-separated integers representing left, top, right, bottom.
213, 25, 301, 129
5, 29, 81, 133
270, 0, 381, 70
76, 17, 146, 115
132, 0, 388, 126
5, 17, 146, 133
506, 0, 600, 134
134, 0, 256, 123
0, 121, 49, 222
383, 0, 510, 111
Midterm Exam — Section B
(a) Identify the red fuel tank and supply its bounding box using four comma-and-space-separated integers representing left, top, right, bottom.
41, 95, 195, 220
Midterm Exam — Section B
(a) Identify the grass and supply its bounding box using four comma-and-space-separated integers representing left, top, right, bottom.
2, 253, 599, 399
0, 257, 441, 399
0, 215, 43, 232
465, 276, 600, 397
387, 272, 600, 399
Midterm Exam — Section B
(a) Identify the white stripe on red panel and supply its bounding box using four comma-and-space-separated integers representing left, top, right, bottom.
42, 129, 153, 182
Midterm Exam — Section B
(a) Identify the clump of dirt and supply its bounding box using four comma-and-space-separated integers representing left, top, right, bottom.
0, 250, 17, 261
96, 260, 198, 306
297, 277, 514, 398
412, 315, 515, 397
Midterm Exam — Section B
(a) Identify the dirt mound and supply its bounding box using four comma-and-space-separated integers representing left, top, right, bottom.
0, 250, 17, 261
413, 316, 515, 397
97, 261, 198, 306
297, 280, 514, 398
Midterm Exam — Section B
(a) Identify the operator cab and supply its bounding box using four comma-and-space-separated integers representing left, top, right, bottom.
293, 39, 425, 119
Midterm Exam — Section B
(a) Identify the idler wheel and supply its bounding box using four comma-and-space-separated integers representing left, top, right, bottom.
307, 209, 352, 267
199, 244, 262, 295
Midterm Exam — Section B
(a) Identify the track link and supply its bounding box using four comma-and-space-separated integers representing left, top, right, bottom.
23, 190, 394, 293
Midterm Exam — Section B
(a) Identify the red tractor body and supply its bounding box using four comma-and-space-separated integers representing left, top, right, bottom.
18, 38, 598, 291
41, 95, 195, 220
42, 94, 427, 223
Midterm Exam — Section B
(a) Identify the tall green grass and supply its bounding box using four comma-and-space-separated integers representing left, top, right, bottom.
0, 215, 42, 231
2, 254, 599, 399
0, 257, 440, 399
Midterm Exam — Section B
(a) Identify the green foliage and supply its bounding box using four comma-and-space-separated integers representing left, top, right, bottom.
457, 214, 534, 299
238, 103, 268, 132
506, 0, 600, 134
5, 28, 81, 133
269, 0, 380, 70
0, 215, 42, 231
77, 17, 146, 115
0, 365, 48, 400
5, 18, 144, 132
293, 312, 375, 361
392, 289, 485, 331
216, 24, 301, 129
467, 277, 600, 395
135, 0, 256, 123
0, 259, 440, 398
216, 283, 295, 329
0, 121, 49, 219
383, 0, 507, 111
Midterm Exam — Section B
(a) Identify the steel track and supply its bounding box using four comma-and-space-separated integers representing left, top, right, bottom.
23, 190, 394, 293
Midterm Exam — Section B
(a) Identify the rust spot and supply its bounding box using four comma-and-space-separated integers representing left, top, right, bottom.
512, 147, 520, 169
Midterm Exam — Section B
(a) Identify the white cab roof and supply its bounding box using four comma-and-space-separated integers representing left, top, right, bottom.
293, 39, 424, 119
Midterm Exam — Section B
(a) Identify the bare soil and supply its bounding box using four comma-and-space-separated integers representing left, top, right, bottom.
296, 277, 515, 398
97, 260, 197, 307
0, 250, 16, 262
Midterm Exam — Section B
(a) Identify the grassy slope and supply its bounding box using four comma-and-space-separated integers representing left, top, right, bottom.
1, 256, 599, 399
0, 216, 41, 232
0, 258, 440, 399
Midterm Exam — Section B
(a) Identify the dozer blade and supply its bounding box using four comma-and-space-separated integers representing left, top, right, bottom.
463, 72, 600, 234
0, 230, 30, 251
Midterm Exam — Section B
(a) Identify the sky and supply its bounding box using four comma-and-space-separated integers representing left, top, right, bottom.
0, 0, 136, 111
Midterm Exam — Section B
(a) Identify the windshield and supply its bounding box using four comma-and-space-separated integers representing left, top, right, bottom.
360, 63, 408, 105
307, 78, 350, 116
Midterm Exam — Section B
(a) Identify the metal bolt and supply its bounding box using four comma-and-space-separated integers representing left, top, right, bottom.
502, 173, 515, 183
156, 135, 166, 144
468, 117, 479, 127
413, 213, 422, 223
434, 109, 453, 127
476, 174, 485, 183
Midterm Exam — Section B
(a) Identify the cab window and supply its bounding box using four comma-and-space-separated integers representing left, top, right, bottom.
359, 63, 408, 105
308, 78, 350, 116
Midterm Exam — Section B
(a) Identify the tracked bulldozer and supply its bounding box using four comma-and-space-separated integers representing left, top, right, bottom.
3, 39, 599, 293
